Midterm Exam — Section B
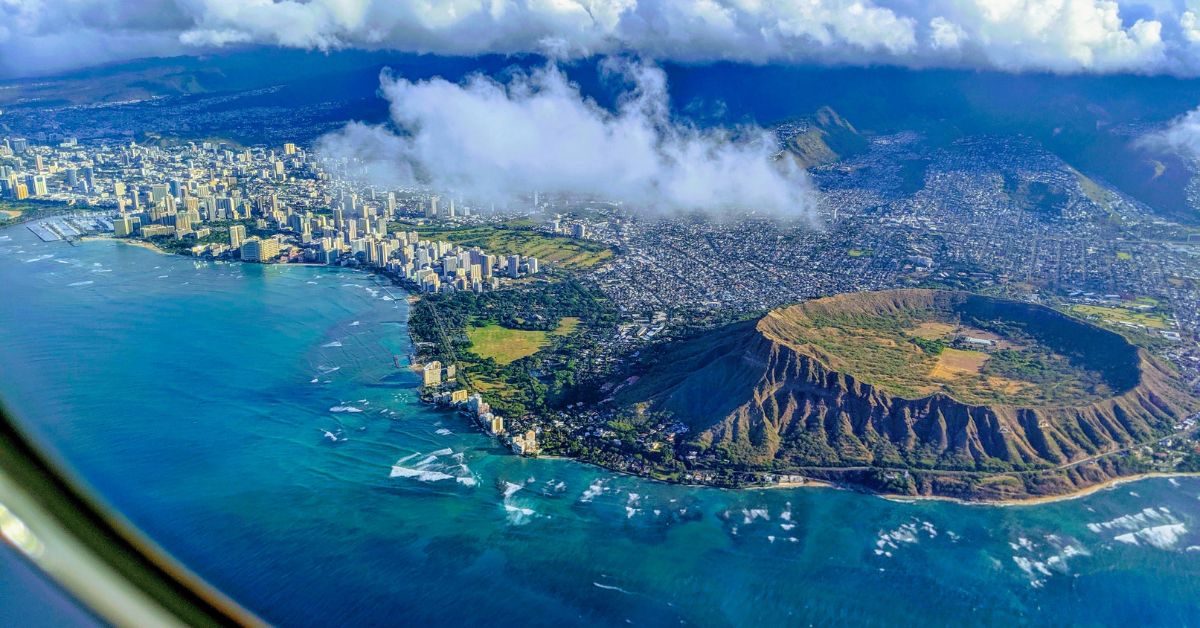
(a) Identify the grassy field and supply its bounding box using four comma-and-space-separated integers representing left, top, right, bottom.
1068, 304, 1170, 329
771, 309, 1110, 406
467, 326, 550, 364
466, 317, 582, 364
410, 225, 613, 269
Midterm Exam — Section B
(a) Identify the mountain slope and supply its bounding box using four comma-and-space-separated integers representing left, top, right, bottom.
775, 106, 868, 168
614, 290, 1199, 498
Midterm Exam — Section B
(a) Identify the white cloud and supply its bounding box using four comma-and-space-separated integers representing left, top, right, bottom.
1137, 106, 1200, 155
316, 60, 815, 217
4, 0, 1200, 77
929, 17, 966, 51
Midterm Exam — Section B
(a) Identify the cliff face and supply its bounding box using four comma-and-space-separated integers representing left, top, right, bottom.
617, 291, 1199, 497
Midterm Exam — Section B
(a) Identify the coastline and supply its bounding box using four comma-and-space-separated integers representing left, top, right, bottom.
878, 471, 1200, 507
81, 235, 171, 255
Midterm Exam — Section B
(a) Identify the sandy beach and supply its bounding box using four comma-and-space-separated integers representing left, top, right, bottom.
81, 235, 170, 255
0, 209, 21, 220
877, 471, 1200, 507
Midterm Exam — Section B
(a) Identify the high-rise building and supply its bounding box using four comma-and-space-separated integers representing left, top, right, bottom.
283, 143, 296, 155
66, 168, 78, 187
427, 196, 439, 219
507, 254, 521, 278
423, 361, 442, 386
26, 175, 47, 196
240, 237, 280, 262
229, 225, 246, 249
527, 258, 539, 275
113, 217, 135, 238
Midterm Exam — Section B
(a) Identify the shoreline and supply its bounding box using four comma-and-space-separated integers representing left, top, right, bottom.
531, 449, 1199, 506
877, 471, 1200, 507
81, 235, 171, 255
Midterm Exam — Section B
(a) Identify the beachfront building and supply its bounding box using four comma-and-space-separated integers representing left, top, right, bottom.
423, 361, 442, 386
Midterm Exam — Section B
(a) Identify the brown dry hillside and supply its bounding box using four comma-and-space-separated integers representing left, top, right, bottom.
614, 290, 1198, 489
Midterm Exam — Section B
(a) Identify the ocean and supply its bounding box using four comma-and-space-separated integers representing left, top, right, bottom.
0, 225, 1198, 628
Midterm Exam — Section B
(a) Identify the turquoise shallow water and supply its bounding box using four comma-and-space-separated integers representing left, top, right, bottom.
1, 225, 1199, 628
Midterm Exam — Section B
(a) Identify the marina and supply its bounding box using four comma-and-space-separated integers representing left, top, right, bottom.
26, 214, 114, 242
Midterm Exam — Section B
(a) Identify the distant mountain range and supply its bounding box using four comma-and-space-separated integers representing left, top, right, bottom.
5, 50, 1200, 223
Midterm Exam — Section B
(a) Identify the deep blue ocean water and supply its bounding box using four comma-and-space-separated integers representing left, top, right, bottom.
1, 225, 1199, 628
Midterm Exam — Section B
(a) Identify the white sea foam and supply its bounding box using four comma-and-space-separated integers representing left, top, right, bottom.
435, 428, 453, 435
68, 280, 93, 287
742, 509, 769, 525
1088, 507, 1187, 549
381, 296, 394, 301
780, 523, 795, 531
389, 466, 455, 481
317, 366, 341, 373
310, 378, 319, 383
580, 480, 604, 502
593, 583, 632, 594
877, 522, 922, 549
430, 448, 453, 457
329, 406, 363, 413
456, 477, 478, 487
503, 482, 523, 498
626, 507, 638, 518
349, 321, 360, 326
1136, 524, 1187, 549
322, 341, 343, 347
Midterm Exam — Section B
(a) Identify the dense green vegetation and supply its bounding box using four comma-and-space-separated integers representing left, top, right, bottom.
410, 280, 616, 417
0, 199, 71, 228
1003, 176, 1069, 216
